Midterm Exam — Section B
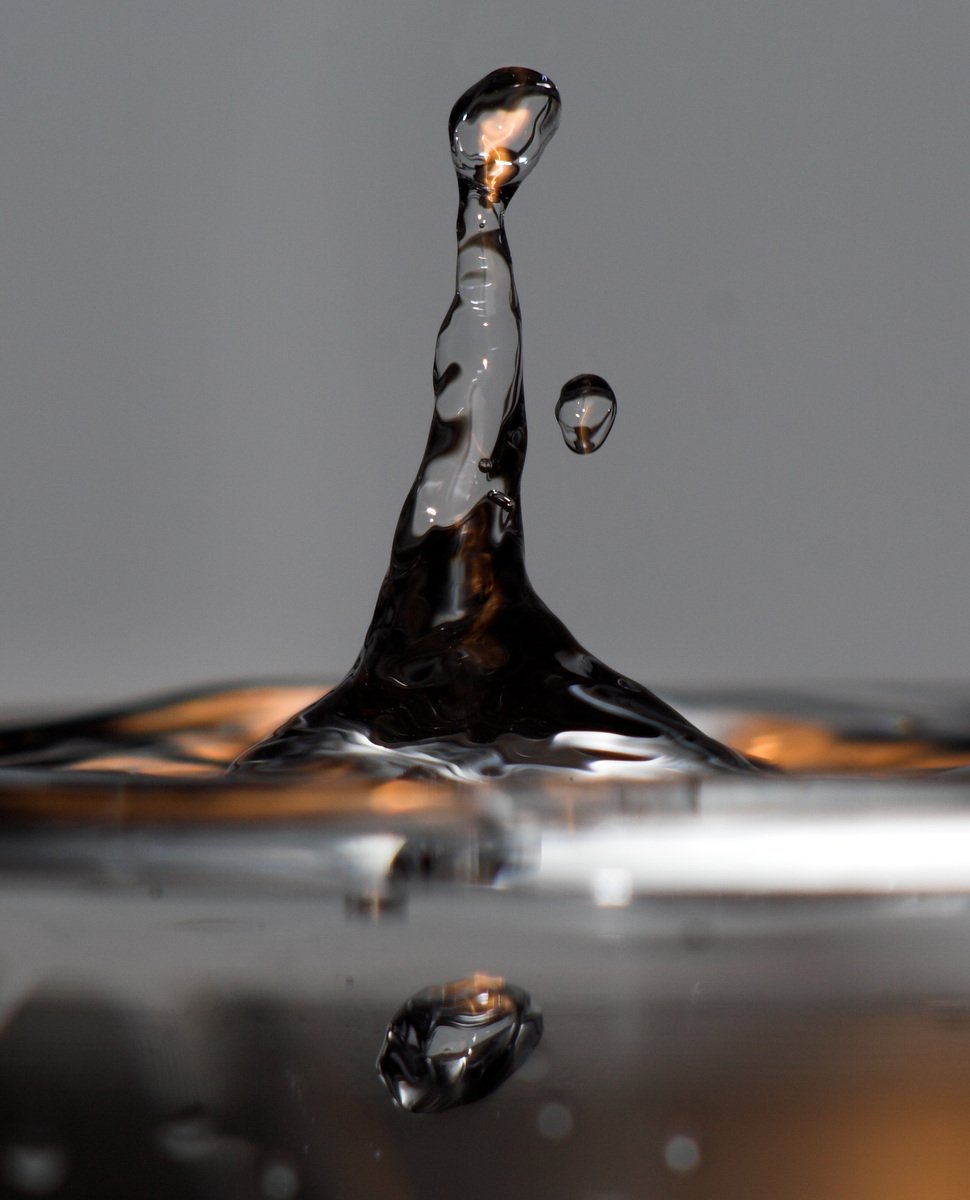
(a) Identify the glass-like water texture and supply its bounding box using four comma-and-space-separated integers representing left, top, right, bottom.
4, 67, 970, 1200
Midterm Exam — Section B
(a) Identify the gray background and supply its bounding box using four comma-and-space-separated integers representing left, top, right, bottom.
1, 0, 968, 708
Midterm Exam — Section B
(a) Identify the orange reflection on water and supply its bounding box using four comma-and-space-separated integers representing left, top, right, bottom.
727, 715, 970, 774
115, 683, 324, 763
0, 770, 474, 825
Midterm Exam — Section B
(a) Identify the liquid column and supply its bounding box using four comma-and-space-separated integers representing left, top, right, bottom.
236, 68, 754, 778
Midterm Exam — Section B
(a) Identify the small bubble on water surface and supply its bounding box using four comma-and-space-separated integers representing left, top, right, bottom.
556, 374, 617, 454
663, 1133, 701, 1174
0, 1143, 70, 1195
377, 974, 542, 1113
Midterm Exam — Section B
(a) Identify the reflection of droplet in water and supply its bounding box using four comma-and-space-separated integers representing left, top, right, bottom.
377, 974, 542, 1113
537, 1102, 574, 1140
259, 1155, 300, 1200
663, 1132, 701, 1174
0, 1144, 70, 1195
556, 375, 617, 454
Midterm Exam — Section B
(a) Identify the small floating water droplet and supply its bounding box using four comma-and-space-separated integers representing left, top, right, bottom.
555, 374, 617, 454
377, 974, 542, 1113
478, 457, 494, 474
0, 1143, 70, 1195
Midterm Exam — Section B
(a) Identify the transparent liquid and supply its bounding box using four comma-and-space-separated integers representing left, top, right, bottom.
3, 66, 970, 1196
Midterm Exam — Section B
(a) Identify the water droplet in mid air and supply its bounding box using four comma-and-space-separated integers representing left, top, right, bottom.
377, 974, 542, 1113
555, 374, 617, 454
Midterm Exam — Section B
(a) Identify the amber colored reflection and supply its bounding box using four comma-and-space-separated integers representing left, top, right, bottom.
725, 715, 970, 774
0, 770, 476, 825
669, 1082, 970, 1200
438, 974, 513, 1017
0, 684, 323, 779
112, 683, 324, 768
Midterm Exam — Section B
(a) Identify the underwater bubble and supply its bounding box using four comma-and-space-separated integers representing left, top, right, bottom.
536, 1102, 574, 1140
0, 1143, 70, 1195
555, 374, 617, 454
377, 974, 542, 1114
663, 1133, 701, 1174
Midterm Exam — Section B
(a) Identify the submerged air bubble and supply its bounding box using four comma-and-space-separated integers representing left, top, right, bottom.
0, 1143, 70, 1195
377, 974, 542, 1113
555, 374, 617, 454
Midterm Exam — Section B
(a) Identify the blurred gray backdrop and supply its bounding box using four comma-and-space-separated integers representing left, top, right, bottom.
1, 0, 968, 707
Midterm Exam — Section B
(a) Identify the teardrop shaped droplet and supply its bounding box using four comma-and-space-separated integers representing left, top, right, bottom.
377, 974, 542, 1114
555, 374, 617, 454
449, 66, 561, 203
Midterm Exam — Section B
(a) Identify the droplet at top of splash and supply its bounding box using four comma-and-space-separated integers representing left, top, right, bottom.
449, 67, 560, 204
